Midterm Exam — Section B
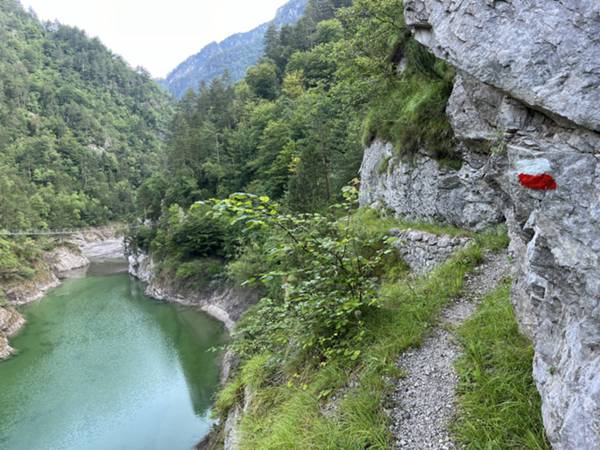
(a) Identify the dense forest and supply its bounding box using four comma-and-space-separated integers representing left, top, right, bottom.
136, 0, 454, 221
0, 0, 173, 231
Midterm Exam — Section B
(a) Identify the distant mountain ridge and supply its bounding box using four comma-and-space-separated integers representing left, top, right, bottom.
160, 0, 308, 98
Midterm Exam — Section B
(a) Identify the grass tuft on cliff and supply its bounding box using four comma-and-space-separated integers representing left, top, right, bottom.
362, 40, 458, 165
350, 207, 473, 238
453, 281, 551, 449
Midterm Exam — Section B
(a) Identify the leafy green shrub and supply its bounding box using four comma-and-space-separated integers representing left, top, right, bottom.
226, 243, 271, 287
0, 237, 38, 280
170, 204, 230, 259
126, 224, 157, 253
149, 203, 237, 262
208, 188, 399, 362
174, 258, 225, 284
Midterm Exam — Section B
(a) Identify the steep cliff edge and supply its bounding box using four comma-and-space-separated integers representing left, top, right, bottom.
360, 2, 599, 448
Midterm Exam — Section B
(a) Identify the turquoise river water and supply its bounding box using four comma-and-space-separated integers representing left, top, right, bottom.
0, 266, 226, 450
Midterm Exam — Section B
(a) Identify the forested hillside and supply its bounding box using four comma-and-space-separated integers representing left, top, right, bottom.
160, 0, 308, 98
0, 0, 173, 231
137, 0, 454, 221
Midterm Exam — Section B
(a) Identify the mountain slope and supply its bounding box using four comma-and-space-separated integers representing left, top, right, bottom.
160, 0, 308, 98
0, 0, 173, 229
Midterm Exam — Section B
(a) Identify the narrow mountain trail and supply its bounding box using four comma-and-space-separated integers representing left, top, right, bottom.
389, 250, 510, 450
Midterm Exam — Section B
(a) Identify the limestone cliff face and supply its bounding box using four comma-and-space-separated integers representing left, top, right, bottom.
360, 2, 600, 448
359, 140, 504, 230
449, 73, 600, 450
404, 0, 600, 132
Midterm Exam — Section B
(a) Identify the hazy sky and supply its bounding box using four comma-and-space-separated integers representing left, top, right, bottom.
19, 0, 290, 78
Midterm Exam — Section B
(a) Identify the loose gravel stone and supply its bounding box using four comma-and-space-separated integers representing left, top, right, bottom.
389, 250, 509, 449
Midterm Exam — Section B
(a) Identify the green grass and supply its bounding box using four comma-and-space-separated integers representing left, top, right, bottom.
237, 360, 391, 450
216, 221, 511, 449
362, 68, 457, 164
350, 207, 475, 238
453, 281, 551, 449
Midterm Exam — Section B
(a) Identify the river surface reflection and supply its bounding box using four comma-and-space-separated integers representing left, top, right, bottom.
0, 264, 226, 450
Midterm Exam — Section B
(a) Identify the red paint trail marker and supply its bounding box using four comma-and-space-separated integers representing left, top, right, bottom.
516, 159, 557, 191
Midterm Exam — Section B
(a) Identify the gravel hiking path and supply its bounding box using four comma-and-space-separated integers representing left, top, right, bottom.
389, 250, 510, 449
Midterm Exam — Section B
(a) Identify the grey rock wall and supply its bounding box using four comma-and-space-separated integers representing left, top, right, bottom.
128, 251, 154, 284
404, 0, 600, 133
397, 2, 600, 448
473, 80, 600, 450
45, 247, 89, 275
391, 229, 471, 275
359, 140, 503, 230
